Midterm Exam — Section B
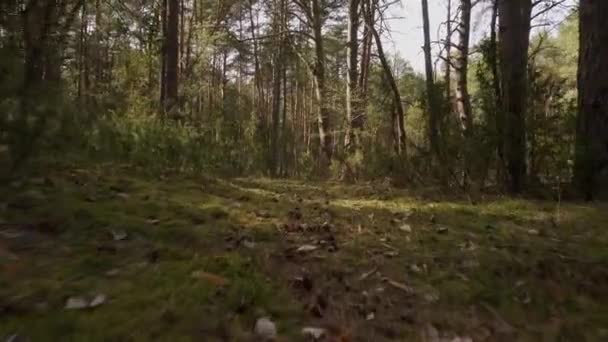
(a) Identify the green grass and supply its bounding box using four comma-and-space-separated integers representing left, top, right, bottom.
1, 161, 608, 341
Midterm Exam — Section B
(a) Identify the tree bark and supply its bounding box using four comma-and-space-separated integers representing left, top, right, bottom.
270, 0, 284, 176
311, 0, 332, 164
498, 0, 532, 194
365, 0, 406, 155
445, 0, 452, 103
574, 0, 608, 200
422, 0, 441, 159
489, 0, 503, 173
455, 0, 472, 135
344, 0, 361, 156
164, 0, 179, 116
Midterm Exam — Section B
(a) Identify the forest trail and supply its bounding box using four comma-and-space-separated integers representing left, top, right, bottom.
1, 162, 608, 341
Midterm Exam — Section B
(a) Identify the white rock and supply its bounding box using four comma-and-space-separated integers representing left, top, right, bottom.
400, 224, 412, 233
301, 327, 326, 340
254, 317, 277, 340
65, 297, 89, 310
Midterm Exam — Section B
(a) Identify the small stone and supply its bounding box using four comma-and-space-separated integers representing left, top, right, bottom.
254, 317, 277, 340
366, 312, 375, 321
110, 230, 128, 241
527, 229, 540, 236
65, 297, 88, 310
399, 224, 412, 233
301, 327, 326, 340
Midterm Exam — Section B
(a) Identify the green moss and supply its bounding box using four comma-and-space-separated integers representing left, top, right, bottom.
2, 161, 607, 341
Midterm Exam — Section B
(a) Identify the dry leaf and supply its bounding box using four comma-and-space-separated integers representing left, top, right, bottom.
297, 245, 319, 253
384, 278, 415, 295
302, 327, 326, 340
191, 271, 229, 287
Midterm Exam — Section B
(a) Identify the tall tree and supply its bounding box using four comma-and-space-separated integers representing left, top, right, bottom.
162, 0, 179, 116
344, 0, 361, 158
270, 0, 285, 176
498, 0, 532, 193
455, 0, 472, 136
421, 0, 441, 160
574, 0, 608, 200
444, 0, 453, 102
365, 0, 406, 155
489, 0, 503, 173
293, 0, 333, 165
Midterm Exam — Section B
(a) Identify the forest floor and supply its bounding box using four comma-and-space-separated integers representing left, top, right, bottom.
1, 161, 608, 341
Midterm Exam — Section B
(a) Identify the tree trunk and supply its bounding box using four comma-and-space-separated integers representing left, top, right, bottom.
164, 0, 179, 116
455, 0, 472, 135
160, 0, 168, 111
421, 0, 441, 160
574, 0, 608, 200
270, 0, 283, 176
445, 0, 452, 103
311, 0, 332, 164
365, 0, 406, 155
343, 0, 361, 180
498, 0, 532, 194
344, 0, 360, 155
489, 0, 503, 176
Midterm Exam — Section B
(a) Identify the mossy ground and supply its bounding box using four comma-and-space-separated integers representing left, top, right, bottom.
1, 161, 607, 341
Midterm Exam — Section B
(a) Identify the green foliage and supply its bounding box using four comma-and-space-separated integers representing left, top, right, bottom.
81, 113, 261, 177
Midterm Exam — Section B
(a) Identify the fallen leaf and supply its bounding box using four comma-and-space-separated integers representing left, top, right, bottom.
4, 334, 27, 342
359, 267, 378, 281
423, 292, 440, 303
191, 271, 229, 287
400, 224, 412, 233
384, 278, 415, 295
110, 230, 128, 241
297, 245, 319, 253
301, 327, 326, 340
242, 240, 256, 249
436, 226, 448, 234
65, 297, 89, 310
254, 317, 277, 340
116, 192, 130, 200
105, 269, 121, 277
89, 294, 107, 308
410, 264, 422, 274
